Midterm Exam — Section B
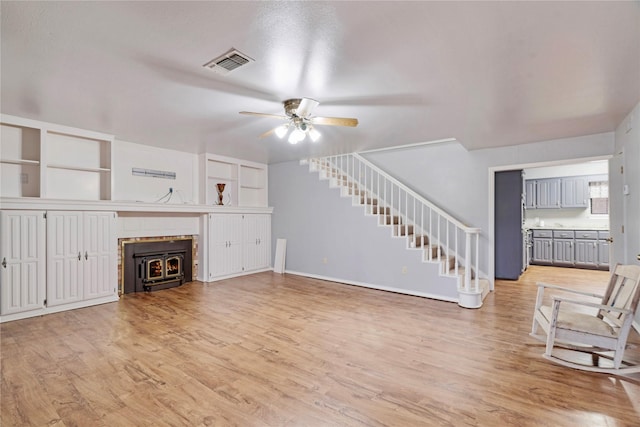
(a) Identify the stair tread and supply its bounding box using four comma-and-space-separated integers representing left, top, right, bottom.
309, 157, 486, 289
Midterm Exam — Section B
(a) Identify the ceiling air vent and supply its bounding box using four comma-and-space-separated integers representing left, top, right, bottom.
203, 49, 254, 75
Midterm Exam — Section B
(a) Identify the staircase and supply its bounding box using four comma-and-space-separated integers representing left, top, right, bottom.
302, 153, 490, 308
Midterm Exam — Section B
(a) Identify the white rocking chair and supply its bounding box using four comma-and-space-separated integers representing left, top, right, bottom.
530, 263, 640, 374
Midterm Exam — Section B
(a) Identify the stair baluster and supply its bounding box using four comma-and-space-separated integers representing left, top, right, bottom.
305, 154, 486, 307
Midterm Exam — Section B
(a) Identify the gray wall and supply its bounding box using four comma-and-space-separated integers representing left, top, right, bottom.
269, 160, 459, 300
362, 132, 614, 276
270, 131, 614, 292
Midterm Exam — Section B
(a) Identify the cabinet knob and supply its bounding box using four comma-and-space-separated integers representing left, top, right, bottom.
85, 251, 88, 260
78, 252, 82, 261
1, 257, 6, 268
606, 237, 613, 243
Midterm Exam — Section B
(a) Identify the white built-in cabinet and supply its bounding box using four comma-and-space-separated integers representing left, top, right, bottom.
243, 214, 271, 272
209, 213, 244, 278
0, 210, 46, 316
0, 114, 113, 201
201, 154, 268, 207
0, 209, 118, 323
46, 211, 117, 307
207, 213, 271, 281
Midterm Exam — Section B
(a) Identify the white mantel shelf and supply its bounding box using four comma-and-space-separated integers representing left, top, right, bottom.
0, 197, 273, 214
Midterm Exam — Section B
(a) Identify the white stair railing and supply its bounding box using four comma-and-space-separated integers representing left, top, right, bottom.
310, 153, 482, 293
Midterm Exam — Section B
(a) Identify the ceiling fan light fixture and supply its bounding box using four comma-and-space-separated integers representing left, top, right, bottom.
309, 127, 321, 142
275, 124, 289, 139
289, 128, 306, 144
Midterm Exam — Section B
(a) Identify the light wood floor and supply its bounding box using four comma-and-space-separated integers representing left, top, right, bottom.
2, 266, 640, 426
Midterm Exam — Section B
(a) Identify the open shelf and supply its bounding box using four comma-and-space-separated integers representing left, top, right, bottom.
201, 154, 267, 207
1, 114, 114, 201
1, 122, 42, 197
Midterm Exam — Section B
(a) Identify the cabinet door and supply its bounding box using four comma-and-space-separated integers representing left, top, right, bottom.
524, 180, 536, 209
597, 241, 610, 268
575, 240, 598, 267
0, 210, 46, 315
553, 239, 574, 265
83, 212, 116, 299
243, 214, 271, 271
536, 179, 561, 208
208, 214, 243, 279
47, 211, 84, 306
243, 215, 259, 272
561, 177, 589, 208
256, 215, 271, 269
532, 238, 552, 264
208, 214, 227, 279
228, 215, 244, 274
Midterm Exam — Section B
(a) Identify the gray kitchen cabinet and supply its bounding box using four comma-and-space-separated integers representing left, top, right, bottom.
552, 230, 574, 266
524, 180, 536, 209
536, 178, 561, 209
531, 230, 553, 264
561, 176, 589, 208
597, 231, 610, 269
524, 175, 600, 210
553, 239, 574, 265
575, 230, 598, 268
529, 228, 609, 270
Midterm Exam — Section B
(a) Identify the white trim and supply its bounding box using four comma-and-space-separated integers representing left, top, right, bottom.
0, 295, 119, 323
0, 197, 274, 214
358, 138, 458, 154
205, 267, 273, 282
1, 113, 114, 141
284, 270, 459, 304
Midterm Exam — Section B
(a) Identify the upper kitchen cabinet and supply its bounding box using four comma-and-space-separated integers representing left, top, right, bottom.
0, 114, 114, 201
560, 176, 589, 208
524, 180, 536, 209
200, 154, 268, 207
524, 175, 603, 210
535, 178, 561, 209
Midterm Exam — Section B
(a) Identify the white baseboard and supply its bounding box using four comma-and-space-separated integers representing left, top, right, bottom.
284, 270, 459, 303
0, 294, 119, 323
203, 267, 273, 282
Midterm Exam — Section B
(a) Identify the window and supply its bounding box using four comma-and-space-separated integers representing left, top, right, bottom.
589, 181, 608, 215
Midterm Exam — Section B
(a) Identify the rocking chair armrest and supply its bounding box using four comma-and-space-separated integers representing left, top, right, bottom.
551, 296, 632, 315
536, 282, 604, 299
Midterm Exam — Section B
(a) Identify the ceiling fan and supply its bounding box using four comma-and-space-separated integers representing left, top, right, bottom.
239, 98, 358, 144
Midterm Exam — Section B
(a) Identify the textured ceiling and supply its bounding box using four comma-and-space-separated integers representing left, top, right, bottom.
1, 1, 639, 164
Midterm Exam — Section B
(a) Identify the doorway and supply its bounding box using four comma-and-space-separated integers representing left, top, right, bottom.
489, 157, 612, 286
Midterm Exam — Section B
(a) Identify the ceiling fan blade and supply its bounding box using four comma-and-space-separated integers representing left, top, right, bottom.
296, 98, 320, 118
259, 127, 278, 139
311, 116, 359, 127
239, 111, 288, 120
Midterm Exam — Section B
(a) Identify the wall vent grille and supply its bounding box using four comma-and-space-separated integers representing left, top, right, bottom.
203, 49, 254, 75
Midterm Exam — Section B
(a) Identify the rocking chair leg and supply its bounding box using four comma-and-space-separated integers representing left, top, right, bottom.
545, 302, 561, 357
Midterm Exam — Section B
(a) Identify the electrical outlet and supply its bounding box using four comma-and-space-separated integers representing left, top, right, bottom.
401, 266, 408, 274
322, 257, 328, 264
